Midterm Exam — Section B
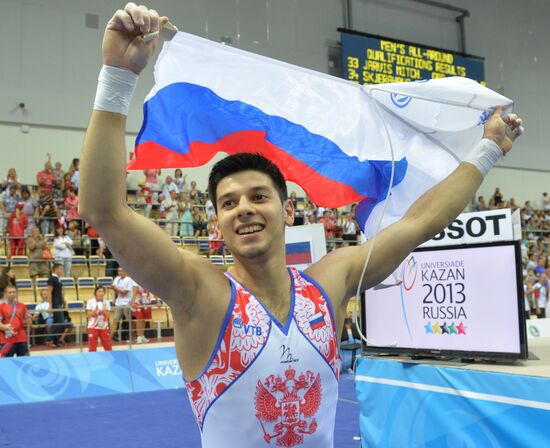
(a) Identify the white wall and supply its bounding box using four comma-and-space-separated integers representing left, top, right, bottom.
0, 0, 548, 200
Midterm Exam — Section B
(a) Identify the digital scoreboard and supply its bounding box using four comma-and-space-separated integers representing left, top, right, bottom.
339, 29, 485, 86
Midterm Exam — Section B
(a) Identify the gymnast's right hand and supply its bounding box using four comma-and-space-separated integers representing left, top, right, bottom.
102, 2, 169, 75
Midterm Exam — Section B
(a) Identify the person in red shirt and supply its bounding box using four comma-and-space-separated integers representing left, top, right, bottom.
8, 203, 28, 256
0, 285, 31, 357
86, 286, 113, 352
36, 157, 57, 193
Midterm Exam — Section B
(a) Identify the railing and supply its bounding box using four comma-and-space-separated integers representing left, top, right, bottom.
26, 303, 171, 353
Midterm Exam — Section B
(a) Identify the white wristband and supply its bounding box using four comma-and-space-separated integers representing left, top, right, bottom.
465, 139, 503, 176
93, 65, 138, 116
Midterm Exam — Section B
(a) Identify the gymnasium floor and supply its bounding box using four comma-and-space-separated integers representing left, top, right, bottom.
0, 370, 361, 447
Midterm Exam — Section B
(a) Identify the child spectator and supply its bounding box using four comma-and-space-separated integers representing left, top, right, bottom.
8, 203, 28, 257
131, 281, 151, 344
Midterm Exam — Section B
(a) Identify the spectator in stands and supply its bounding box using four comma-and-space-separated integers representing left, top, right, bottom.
289, 191, 298, 210
193, 209, 207, 237
131, 281, 151, 344
204, 192, 215, 221
342, 212, 358, 246
27, 227, 51, 282
491, 187, 504, 207
8, 203, 28, 257
162, 190, 180, 236
174, 169, 187, 193
67, 220, 83, 256
535, 257, 546, 275
178, 192, 194, 237
2, 168, 20, 190
20, 188, 38, 236
319, 210, 336, 239
61, 172, 75, 197
507, 197, 519, 211
189, 180, 201, 204
0, 286, 31, 357
53, 226, 73, 277
109, 267, 133, 342
86, 286, 113, 352
47, 263, 65, 346
85, 223, 100, 257
161, 175, 178, 199
208, 215, 222, 256
0, 267, 16, 298
475, 195, 487, 212
52, 162, 65, 203
305, 213, 316, 225
36, 155, 56, 193
64, 187, 79, 223
0, 184, 22, 234
534, 273, 548, 319
69, 158, 80, 191
143, 168, 161, 190
34, 289, 55, 347
542, 192, 550, 211
137, 180, 153, 218
37, 187, 58, 235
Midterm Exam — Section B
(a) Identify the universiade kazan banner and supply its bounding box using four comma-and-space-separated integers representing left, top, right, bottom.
364, 209, 523, 355
0, 347, 184, 406
355, 358, 550, 447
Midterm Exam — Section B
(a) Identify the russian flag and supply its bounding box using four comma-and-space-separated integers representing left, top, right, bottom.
285, 242, 313, 266
308, 311, 326, 331
130, 31, 513, 236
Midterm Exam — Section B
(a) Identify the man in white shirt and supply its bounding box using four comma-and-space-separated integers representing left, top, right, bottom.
108, 267, 133, 341
34, 289, 54, 346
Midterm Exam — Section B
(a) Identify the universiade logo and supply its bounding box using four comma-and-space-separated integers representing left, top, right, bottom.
155, 359, 182, 377
424, 321, 466, 335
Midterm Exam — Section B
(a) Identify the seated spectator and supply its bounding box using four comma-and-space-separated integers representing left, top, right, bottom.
53, 226, 73, 277
174, 169, 187, 193
27, 227, 51, 282
37, 187, 58, 235
0, 286, 31, 357
86, 286, 112, 352
33, 289, 55, 347
1, 184, 22, 234
8, 203, 28, 257
0, 267, 16, 299
2, 168, 20, 190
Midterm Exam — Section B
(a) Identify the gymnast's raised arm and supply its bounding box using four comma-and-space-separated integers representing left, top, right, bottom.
79, 3, 230, 316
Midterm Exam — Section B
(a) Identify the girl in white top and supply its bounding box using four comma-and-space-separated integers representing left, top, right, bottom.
53, 226, 73, 277
86, 286, 113, 352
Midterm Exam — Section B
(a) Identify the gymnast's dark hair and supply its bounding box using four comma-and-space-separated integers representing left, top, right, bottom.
208, 153, 288, 212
